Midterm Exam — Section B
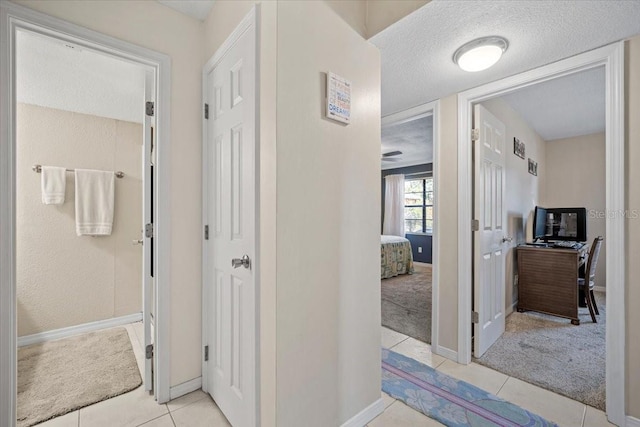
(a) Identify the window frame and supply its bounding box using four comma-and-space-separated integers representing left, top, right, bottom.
404, 176, 433, 234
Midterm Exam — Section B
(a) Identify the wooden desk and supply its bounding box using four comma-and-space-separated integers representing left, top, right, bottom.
516, 245, 588, 325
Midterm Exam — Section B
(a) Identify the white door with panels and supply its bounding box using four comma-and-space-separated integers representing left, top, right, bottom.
473, 104, 508, 357
203, 11, 257, 427
142, 69, 156, 393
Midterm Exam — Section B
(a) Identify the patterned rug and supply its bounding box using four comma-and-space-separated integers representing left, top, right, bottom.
382, 348, 559, 427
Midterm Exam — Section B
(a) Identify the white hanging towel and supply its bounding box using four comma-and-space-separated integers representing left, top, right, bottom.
41, 166, 66, 205
75, 169, 115, 236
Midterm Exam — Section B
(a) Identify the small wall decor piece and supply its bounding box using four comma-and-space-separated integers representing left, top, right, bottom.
528, 158, 538, 176
513, 137, 525, 159
326, 72, 351, 124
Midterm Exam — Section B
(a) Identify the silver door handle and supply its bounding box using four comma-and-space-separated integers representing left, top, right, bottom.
502, 236, 513, 243
132, 239, 144, 245
232, 255, 251, 269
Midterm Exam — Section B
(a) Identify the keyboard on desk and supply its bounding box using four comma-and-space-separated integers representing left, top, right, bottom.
552, 241, 584, 249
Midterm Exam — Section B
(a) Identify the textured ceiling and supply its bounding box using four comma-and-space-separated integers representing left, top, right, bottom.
500, 67, 605, 141
381, 115, 433, 170
17, 31, 145, 124
156, 0, 215, 21
371, 0, 640, 117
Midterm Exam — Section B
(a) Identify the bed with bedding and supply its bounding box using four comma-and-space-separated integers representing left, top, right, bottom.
381, 235, 414, 279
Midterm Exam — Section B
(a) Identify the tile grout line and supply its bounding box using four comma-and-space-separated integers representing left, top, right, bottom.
494, 374, 510, 396
580, 405, 587, 427
133, 410, 170, 427
168, 408, 177, 426
389, 336, 410, 349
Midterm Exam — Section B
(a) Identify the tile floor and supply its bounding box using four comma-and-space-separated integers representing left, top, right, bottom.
38, 322, 230, 427
36, 324, 613, 427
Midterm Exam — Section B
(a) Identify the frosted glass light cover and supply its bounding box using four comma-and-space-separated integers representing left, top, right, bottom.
457, 45, 504, 72
453, 36, 508, 72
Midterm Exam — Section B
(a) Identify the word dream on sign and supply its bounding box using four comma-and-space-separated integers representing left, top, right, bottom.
326, 72, 351, 124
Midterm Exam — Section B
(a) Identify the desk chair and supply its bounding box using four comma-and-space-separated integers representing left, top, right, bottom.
579, 236, 603, 323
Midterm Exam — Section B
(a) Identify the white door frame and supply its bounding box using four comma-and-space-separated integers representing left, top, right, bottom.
201, 5, 261, 424
381, 100, 444, 357
0, 3, 173, 425
456, 42, 625, 425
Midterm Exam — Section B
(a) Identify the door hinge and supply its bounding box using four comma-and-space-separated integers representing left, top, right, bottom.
204, 225, 209, 240
472, 219, 479, 231
204, 103, 209, 120
146, 344, 153, 359
472, 311, 479, 324
145, 223, 154, 238
471, 128, 479, 142
204, 345, 209, 362
146, 101, 154, 117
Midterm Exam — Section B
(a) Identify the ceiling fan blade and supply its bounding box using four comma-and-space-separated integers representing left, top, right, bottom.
382, 150, 402, 158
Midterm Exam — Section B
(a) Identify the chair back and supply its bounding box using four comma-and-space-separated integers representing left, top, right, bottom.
585, 236, 604, 284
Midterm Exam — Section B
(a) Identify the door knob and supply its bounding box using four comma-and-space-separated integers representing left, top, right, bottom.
132, 239, 144, 245
502, 236, 513, 243
232, 255, 251, 269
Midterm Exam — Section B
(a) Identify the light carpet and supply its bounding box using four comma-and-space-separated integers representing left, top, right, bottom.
381, 262, 432, 343
18, 327, 142, 426
474, 292, 606, 411
382, 348, 559, 426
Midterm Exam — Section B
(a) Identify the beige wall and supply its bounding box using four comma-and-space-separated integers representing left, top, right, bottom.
15, 0, 205, 387
435, 94, 459, 352
544, 133, 606, 289
325, 0, 368, 39
16, 103, 142, 336
366, 0, 429, 38
275, 2, 381, 425
481, 98, 546, 312
625, 35, 640, 419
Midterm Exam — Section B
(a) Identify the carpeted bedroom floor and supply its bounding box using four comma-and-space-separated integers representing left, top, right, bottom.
474, 291, 606, 411
381, 262, 432, 344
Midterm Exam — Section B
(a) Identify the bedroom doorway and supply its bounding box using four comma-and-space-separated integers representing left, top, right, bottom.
467, 66, 608, 413
380, 101, 440, 354
457, 43, 625, 425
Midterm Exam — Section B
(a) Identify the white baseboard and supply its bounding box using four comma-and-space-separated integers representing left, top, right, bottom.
340, 398, 385, 427
594, 286, 606, 293
169, 377, 202, 400
18, 313, 142, 347
434, 345, 457, 363
627, 415, 640, 427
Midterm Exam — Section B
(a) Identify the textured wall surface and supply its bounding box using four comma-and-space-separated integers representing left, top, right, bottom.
17, 103, 142, 336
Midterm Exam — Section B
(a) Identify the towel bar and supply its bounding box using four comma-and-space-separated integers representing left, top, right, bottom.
32, 164, 124, 178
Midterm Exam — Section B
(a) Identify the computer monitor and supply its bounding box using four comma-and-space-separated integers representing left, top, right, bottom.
532, 206, 587, 242
533, 206, 548, 240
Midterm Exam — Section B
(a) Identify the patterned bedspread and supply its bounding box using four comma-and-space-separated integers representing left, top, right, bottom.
381, 235, 414, 279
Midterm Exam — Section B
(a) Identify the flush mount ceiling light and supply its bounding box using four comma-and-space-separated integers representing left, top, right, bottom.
453, 36, 508, 72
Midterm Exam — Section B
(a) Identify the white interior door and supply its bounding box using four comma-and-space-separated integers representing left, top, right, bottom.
473, 104, 507, 357
142, 69, 155, 393
204, 16, 257, 427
